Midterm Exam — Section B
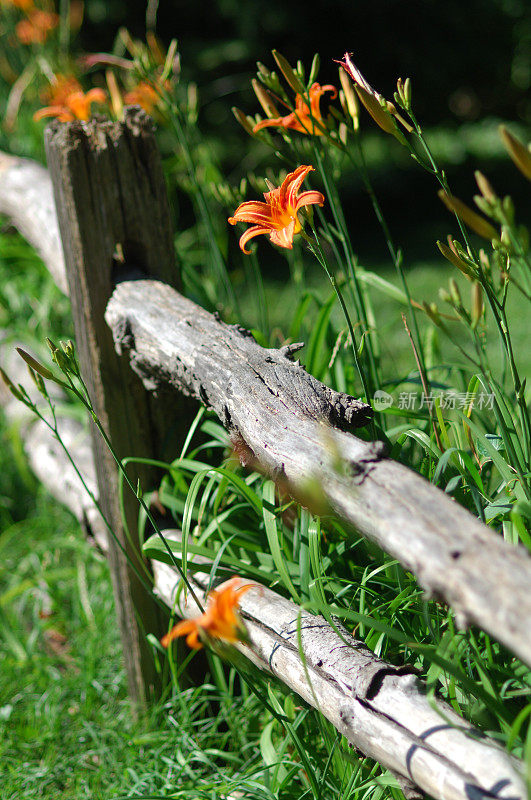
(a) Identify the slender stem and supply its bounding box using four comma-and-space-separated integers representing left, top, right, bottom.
304, 228, 373, 425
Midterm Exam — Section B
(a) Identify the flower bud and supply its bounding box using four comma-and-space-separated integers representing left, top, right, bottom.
499, 125, 531, 181
438, 190, 499, 242
27, 365, 45, 395
232, 107, 255, 136
339, 67, 359, 128
272, 50, 305, 93
474, 170, 496, 202
16, 348, 55, 380
0, 367, 24, 402
437, 239, 475, 278
449, 278, 462, 307
471, 281, 484, 330
251, 79, 280, 118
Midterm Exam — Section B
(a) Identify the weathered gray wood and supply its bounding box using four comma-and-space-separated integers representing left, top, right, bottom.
154, 558, 525, 800
0, 152, 67, 293
43, 108, 189, 708
105, 279, 531, 667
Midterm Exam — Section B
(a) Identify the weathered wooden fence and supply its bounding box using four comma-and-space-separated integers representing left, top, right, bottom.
0, 109, 529, 798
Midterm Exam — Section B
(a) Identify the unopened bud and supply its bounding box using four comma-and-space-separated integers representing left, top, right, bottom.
339, 68, 359, 127
449, 278, 462, 307
438, 190, 499, 242
27, 364, 45, 395
478, 249, 491, 277
232, 107, 255, 136
437, 239, 475, 279
474, 195, 493, 218
251, 79, 279, 118
308, 53, 320, 85
474, 171, 496, 202
396, 76, 412, 109
52, 348, 69, 372
46, 337, 58, 354
499, 125, 531, 181
471, 282, 484, 329
272, 50, 304, 93
422, 301, 441, 326
16, 348, 55, 381
438, 287, 452, 304
0, 367, 24, 402
256, 62, 271, 80
502, 195, 515, 224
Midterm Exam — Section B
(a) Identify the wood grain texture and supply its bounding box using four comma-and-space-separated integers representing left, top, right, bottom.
154, 558, 525, 800
43, 108, 188, 707
105, 278, 531, 667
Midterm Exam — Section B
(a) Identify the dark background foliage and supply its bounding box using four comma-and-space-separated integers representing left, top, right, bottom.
81, 0, 531, 125
76, 0, 531, 272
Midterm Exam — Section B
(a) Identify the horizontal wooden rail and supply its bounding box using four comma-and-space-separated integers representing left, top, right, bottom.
105, 278, 531, 668
0, 351, 524, 800
1, 148, 531, 668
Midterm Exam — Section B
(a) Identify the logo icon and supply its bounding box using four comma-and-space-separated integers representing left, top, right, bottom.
373, 390, 393, 410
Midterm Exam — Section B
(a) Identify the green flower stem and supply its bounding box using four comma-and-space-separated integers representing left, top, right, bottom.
302, 228, 374, 429
311, 144, 380, 399
348, 138, 430, 395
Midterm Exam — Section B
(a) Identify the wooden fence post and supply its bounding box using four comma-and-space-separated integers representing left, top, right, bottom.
44, 107, 186, 709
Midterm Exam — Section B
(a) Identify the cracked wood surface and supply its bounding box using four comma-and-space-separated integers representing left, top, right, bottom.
105, 278, 531, 667
154, 558, 525, 800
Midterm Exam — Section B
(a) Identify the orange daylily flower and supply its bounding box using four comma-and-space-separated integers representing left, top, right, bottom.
161, 576, 254, 651
253, 81, 337, 136
229, 165, 325, 254
15, 9, 58, 44
34, 79, 107, 122
124, 81, 162, 115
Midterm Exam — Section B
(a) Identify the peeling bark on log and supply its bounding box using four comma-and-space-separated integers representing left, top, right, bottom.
154, 559, 525, 800
105, 279, 531, 667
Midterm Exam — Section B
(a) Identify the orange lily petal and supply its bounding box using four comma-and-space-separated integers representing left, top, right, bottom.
238, 225, 272, 254
161, 618, 197, 648
228, 200, 275, 225
295, 190, 325, 212
270, 219, 297, 249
